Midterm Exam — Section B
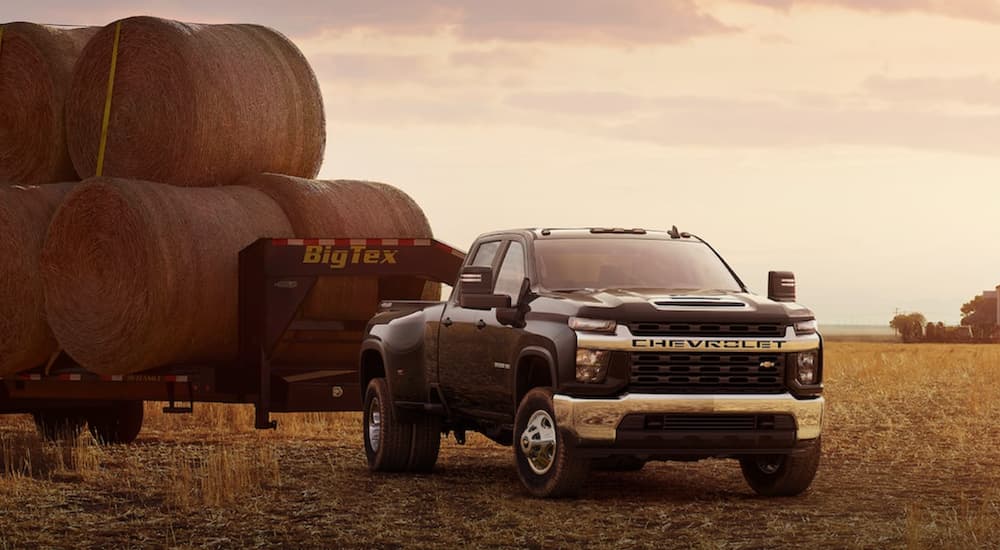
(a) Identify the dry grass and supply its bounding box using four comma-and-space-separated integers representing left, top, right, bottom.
0, 342, 998, 548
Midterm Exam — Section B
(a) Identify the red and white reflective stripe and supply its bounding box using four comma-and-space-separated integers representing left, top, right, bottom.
6, 373, 188, 383
271, 237, 465, 258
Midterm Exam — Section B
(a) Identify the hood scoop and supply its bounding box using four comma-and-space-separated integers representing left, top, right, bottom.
651, 295, 748, 309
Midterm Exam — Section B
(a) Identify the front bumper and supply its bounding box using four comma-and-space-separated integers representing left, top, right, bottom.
552, 392, 824, 450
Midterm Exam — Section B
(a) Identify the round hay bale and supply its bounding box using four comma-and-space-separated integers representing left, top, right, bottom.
241, 174, 439, 364
41, 178, 294, 375
0, 23, 97, 184
0, 182, 76, 375
65, 16, 324, 187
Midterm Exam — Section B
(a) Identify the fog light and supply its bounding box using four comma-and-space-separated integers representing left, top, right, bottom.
576, 348, 610, 383
796, 351, 818, 385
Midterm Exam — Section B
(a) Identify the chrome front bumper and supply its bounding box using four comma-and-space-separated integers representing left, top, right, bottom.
552, 392, 824, 445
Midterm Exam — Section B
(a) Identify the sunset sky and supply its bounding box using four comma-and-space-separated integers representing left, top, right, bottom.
11, 0, 1000, 324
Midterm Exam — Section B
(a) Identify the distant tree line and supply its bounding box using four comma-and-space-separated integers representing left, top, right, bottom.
890, 292, 997, 343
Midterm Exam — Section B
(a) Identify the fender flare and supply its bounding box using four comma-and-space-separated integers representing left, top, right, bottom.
512, 346, 558, 408
359, 337, 389, 399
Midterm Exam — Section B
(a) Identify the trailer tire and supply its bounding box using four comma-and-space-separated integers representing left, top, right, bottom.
33, 411, 86, 441
88, 400, 144, 445
740, 437, 821, 497
407, 412, 441, 473
514, 388, 589, 498
364, 378, 413, 472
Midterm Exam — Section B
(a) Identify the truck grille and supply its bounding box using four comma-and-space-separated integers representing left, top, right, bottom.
630, 353, 786, 394
628, 322, 784, 337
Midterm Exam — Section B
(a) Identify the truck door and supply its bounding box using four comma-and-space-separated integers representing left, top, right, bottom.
438, 239, 503, 414
483, 240, 528, 417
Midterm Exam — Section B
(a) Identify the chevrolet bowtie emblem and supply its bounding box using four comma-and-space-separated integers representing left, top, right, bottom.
759, 361, 776, 369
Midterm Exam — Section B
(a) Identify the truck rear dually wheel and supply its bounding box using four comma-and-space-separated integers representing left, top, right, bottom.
514, 388, 589, 498
740, 437, 821, 497
364, 378, 414, 472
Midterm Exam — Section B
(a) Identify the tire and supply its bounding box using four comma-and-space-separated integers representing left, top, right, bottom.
514, 388, 589, 498
593, 456, 646, 472
364, 378, 413, 472
88, 401, 144, 445
407, 411, 442, 473
740, 437, 821, 497
32, 411, 86, 441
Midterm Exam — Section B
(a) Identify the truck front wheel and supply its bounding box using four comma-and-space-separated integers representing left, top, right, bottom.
364, 378, 414, 472
739, 437, 821, 497
88, 401, 144, 445
514, 388, 589, 498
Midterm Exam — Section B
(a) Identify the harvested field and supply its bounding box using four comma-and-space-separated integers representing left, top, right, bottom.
1, 343, 998, 548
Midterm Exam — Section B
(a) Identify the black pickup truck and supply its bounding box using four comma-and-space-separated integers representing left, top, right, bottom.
359, 228, 824, 497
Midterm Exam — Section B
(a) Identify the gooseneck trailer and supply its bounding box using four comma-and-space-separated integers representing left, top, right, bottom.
0, 237, 464, 443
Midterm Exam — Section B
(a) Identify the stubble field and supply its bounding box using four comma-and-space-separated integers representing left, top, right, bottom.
1, 343, 999, 549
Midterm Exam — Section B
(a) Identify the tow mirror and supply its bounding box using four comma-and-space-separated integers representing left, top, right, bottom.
496, 278, 532, 327
459, 266, 512, 310
768, 271, 796, 302
459, 266, 494, 295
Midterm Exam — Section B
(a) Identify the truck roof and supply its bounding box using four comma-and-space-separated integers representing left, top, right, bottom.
477, 227, 694, 241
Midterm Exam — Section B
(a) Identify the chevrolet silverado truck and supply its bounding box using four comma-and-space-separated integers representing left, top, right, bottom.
359, 227, 824, 498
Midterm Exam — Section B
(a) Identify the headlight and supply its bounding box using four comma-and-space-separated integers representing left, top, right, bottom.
794, 319, 818, 335
795, 351, 819, 385
569, 317, 617, 333
576, 348, 610, 383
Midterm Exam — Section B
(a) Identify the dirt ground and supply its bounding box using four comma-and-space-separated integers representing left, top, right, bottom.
1, 342, 999, 549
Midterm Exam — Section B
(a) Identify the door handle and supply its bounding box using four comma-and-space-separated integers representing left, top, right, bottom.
476, 319, 486, 330
442, 317, 453, 327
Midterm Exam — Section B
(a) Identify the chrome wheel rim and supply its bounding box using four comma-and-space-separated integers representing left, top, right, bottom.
520, 410, 557, 475
755, 455, 782, 475
368, 398, 382, 452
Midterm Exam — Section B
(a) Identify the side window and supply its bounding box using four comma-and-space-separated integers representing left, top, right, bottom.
494, 242, 526, 305
471, 241, 501, 268
457, 240, 501, 300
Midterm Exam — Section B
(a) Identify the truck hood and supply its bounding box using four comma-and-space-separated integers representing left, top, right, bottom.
538, 288, 815, 325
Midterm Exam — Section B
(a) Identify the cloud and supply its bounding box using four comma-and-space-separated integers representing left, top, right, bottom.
506, 90, 1000, 155
449, 47, 536, 69
309, 53, 434, 84
5, 0, 735, 43
739, 0, 1000, 23
864, 73, 1000, 106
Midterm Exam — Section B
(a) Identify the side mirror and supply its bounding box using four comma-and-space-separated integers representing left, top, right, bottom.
496, 278, 532, 327
768, 271, 796, 302
459, 266, 512, 310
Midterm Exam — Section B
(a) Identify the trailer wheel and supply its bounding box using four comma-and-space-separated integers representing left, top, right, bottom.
32, 411, 86, 441
364, 378, 413, 472
740, 437, 821, 497
88, 401, 144, 445
514, 388, 589, 498
407, 411, 441, 473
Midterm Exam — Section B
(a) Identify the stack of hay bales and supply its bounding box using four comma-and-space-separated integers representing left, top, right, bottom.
1, 16, 438, 376
0, 23, 97, 184
0, 183, 75, 375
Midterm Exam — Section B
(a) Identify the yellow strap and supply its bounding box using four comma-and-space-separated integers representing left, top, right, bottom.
95, 21, 122, 177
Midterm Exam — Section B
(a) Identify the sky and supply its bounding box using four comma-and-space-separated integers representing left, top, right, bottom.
11, 0, 1000, 324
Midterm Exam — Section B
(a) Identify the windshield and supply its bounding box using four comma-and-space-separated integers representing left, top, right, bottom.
534, 238, 743, 292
